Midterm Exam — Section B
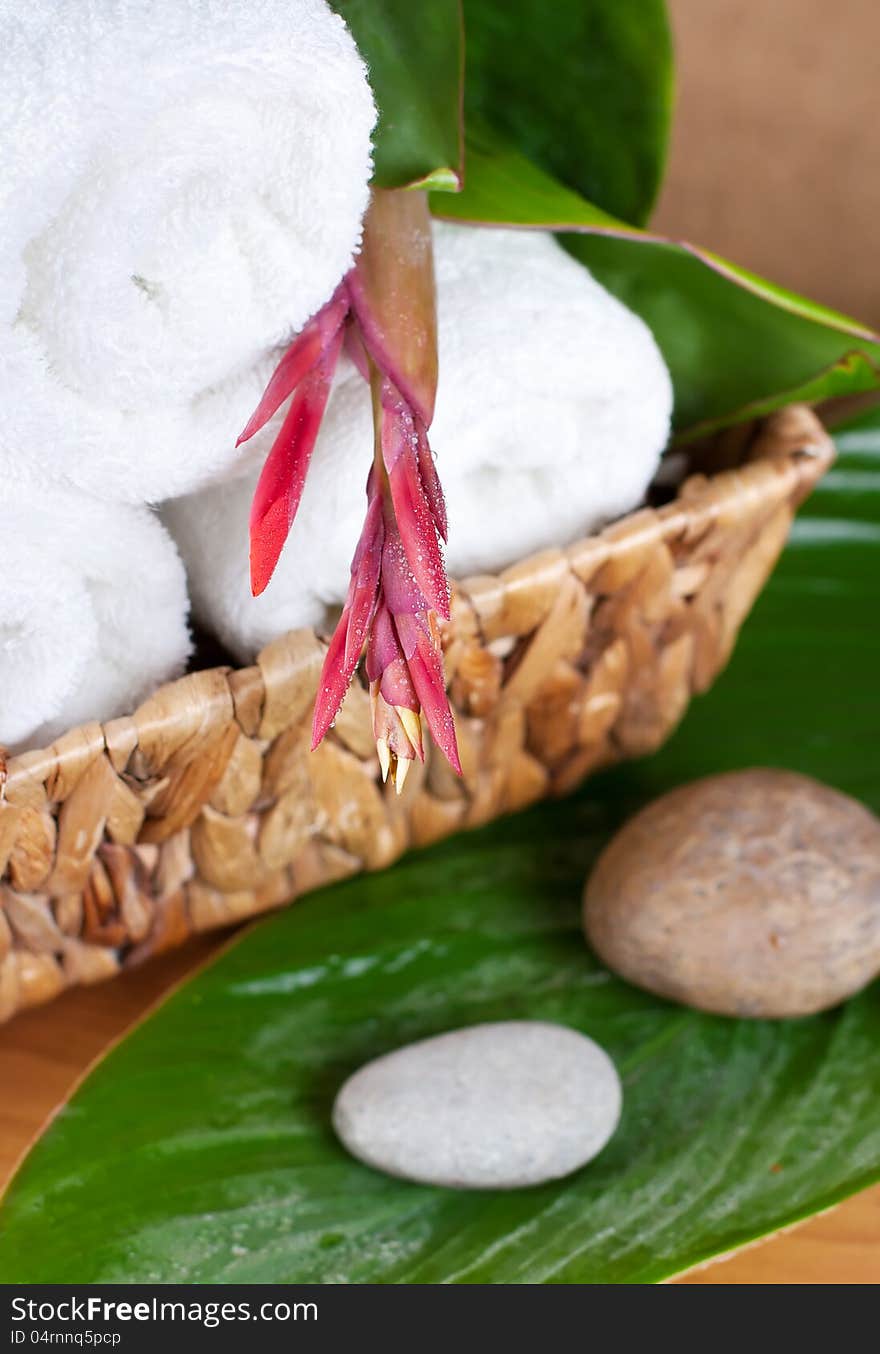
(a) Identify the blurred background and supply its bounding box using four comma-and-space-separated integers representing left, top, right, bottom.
654, 0, 880, 326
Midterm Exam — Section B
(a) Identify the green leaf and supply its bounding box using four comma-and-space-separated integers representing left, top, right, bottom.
332, 0, 464, 190
462, 0, 673, 225
431, 141, 880, 436
2, 414, 880, 1283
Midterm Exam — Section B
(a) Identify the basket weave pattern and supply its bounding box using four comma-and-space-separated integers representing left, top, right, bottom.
0, 407, 833, 1022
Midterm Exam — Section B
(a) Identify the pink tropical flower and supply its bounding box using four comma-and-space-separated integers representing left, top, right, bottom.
237, 191, 460, 789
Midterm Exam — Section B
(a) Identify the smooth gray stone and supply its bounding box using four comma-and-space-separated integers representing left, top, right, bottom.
332, 1020, 622, 1189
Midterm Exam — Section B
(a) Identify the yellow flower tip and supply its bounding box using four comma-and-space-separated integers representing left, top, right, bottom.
394, 754, 411, 796
397, 705, 423, 758
376, 737, 391, 783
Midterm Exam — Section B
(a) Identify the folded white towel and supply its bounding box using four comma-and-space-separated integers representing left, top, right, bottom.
1, 486, 191, 750
0, 0, 375, 504
165, 224, 673, 662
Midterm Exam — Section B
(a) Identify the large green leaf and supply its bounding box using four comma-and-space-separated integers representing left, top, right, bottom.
334, 1, 672, 210
331, 0, 464, 190
462, 0, 673, 225
2, 414, 879, 1283
431, 142, 880, 436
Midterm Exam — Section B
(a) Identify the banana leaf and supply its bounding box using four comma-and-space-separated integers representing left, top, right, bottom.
1, 410, 878, 1283
332, 0, 673, 215
331, 0, 464, 190
431, 141, 880, 437
462, 0, 673, 224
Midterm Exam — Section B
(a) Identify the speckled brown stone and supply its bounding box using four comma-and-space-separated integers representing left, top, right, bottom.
583, 769, 880, 1018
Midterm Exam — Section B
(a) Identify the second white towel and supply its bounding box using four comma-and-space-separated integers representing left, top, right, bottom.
1, 486, 191, 751
164, 223, 674, 662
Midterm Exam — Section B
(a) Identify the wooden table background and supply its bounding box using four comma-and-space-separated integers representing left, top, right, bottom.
2, 0, 879, 1284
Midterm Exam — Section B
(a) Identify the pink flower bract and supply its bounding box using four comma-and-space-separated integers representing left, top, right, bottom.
238, 191, 460, 787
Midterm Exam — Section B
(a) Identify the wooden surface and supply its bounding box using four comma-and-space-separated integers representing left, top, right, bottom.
0, 949, 877, 1283
2, 0, 879, 1286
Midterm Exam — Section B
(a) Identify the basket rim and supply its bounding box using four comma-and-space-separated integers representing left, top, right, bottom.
2, 405, 834, 798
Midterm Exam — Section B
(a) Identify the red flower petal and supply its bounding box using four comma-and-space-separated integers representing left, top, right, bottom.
394, 612, 461, 775
311, 614, 357, 751
379, 657, 419, 715
343, 492, 384, 672
416, 420, 448, 542
365, 600, 402, 683
381, 396, 449, 620
249, 325, 344, 596
237, 286, 348, 447
312, 491, 383, 749
379, 519, 429, 619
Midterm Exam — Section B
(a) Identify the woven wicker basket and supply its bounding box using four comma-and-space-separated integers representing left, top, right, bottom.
0, 405, 833, 1023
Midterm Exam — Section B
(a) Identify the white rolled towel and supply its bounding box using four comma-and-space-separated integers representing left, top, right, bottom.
0, 0, 375, 504
164, 223, 674, 661
1, 486, 191, 751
